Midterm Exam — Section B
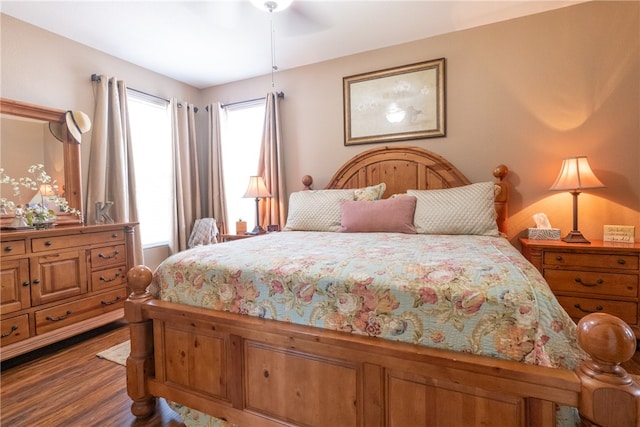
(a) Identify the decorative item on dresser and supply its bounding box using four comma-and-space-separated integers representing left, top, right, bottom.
0, 223, 137, 361
520, 238, 640, 337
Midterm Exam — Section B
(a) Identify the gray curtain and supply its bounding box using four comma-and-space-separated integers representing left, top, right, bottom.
257, 92, 286, 228
205, 102, 229, 234
171, 99, 200, 252
87, 75, 143, 265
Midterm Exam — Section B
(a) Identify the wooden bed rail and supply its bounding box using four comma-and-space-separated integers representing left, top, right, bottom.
126, 265, 639, 427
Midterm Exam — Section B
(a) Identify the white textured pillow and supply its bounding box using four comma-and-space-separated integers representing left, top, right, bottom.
407, 182, 499, 236
284, 189, 355, 232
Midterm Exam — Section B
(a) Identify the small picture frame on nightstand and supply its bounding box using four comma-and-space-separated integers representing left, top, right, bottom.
603, 225, 635, 243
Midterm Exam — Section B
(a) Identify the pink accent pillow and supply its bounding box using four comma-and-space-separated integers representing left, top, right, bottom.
339, 196, 417, 234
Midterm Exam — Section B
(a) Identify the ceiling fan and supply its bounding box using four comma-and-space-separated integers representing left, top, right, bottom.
249, 0, 329, 37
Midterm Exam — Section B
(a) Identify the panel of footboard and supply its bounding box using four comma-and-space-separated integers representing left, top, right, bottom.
141, 307, 570, 427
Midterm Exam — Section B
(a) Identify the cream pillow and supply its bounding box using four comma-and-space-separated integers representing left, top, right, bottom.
284, 189, 355, 232
407, 182, 498, 236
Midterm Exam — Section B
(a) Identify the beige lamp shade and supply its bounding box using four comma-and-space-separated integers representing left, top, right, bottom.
549, 156, 604, 244
549, 156, 605, 191
243, 176, 272, 199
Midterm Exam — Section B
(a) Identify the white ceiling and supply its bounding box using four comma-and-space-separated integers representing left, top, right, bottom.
1, 1, 583, 89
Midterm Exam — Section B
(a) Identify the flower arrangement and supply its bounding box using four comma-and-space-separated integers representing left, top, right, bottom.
0, 164, 81, 228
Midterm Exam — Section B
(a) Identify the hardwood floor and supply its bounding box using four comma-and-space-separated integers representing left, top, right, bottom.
0, 320, 184, 427
1, 320, 640, 427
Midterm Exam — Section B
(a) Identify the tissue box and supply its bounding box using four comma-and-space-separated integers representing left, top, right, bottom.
527, 228, 561, 240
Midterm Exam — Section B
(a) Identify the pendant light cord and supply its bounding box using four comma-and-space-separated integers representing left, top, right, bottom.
270, 12, 278, 88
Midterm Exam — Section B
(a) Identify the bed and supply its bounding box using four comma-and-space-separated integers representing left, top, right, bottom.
126, 145, 639, 427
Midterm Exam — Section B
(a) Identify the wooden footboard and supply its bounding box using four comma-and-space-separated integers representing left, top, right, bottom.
126, 266, 640, 427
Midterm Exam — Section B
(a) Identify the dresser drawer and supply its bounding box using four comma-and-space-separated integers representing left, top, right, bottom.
0, 314, 30, 346
31, 230, 125, 252
35, 288, 126, 335
557, 295, 638, 326
1, 240, 26, 257
544, 251, 639, 270
90, 245, 126, 269
91, 265, 127, 292
544, 270, 638, 298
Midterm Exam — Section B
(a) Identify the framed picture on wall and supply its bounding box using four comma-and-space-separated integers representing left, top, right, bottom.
343, 58, 445, 146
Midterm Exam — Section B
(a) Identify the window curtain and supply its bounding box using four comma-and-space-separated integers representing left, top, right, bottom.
171, 99, 201, 253
87, 75, 143, 265
205, 102, 229, 234
257, 92, 286, 229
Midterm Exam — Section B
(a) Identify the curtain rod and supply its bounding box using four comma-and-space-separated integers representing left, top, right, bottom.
219, 91, 285, 109
91, 74, 198, 113
91, 74, 170, 104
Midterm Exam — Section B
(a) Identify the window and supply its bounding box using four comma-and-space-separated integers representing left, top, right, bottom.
128, 92, 172, 247
219, 101, 266, 232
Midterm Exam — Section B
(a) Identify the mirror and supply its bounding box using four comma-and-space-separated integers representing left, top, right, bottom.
0, 98, 83, 226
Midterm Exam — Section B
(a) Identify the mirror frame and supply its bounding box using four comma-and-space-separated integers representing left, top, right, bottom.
1, 98, 83, 225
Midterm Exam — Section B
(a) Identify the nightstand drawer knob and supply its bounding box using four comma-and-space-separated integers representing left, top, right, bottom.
618, 259, 626, 265
574, 303, 603, 314
555, 255, 563, 262
575, 277, 604, 287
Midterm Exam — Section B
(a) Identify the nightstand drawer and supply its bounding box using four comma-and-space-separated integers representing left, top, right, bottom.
544, 270, 638, 298
543, 251, 638, 270
557, 295, 638, 326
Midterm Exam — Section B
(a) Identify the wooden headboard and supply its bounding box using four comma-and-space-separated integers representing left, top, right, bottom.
302, 145, 509, 234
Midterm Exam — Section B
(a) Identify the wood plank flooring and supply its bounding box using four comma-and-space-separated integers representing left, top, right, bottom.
0, 320, 184, 427
1, 320, 640, 427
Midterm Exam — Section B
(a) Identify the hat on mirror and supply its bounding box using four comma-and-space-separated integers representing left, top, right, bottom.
48, 110, 92, 144
66, 110, 92, 143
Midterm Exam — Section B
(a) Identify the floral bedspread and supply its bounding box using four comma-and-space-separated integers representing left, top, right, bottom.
150, 232, 585, 426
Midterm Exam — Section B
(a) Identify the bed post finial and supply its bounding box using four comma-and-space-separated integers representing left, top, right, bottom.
302, 175, 313, 190
576, 313, 640, 427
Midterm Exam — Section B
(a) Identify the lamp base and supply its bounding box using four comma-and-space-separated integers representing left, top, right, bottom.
561, 230, 591, 244
245, 225, 267, 235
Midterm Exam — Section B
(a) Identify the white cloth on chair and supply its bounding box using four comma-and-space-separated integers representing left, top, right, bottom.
188, 218, 219, 248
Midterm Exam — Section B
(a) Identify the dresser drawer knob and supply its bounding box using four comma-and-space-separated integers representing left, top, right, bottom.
4, 245, 12, 252
46, 310, 72, 321
555, 255, 563, 262
574, 303, 603, 314
98, 250, 120, 260
575, 277, 604, 287
1, 325, 19, 338
618, 259, 626, 265
44, 241, 53, 247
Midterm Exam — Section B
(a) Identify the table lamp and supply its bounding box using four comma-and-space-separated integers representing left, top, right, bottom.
549, 156, 604, 244
243, 176, 272, 235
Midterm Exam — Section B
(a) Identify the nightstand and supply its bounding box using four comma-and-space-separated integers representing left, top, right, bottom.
219, 234, 260, 242
520, 238, 640, 337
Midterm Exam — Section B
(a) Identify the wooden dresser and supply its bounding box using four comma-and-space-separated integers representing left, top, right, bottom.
0, 223, 136, 361
520, 238, 640, 337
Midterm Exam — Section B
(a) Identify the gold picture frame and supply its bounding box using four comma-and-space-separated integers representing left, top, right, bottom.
343, 58, 445, 146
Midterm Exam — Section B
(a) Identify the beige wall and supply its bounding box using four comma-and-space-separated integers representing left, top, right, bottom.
2, 1, 639, 247
202, 1, 640, 243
